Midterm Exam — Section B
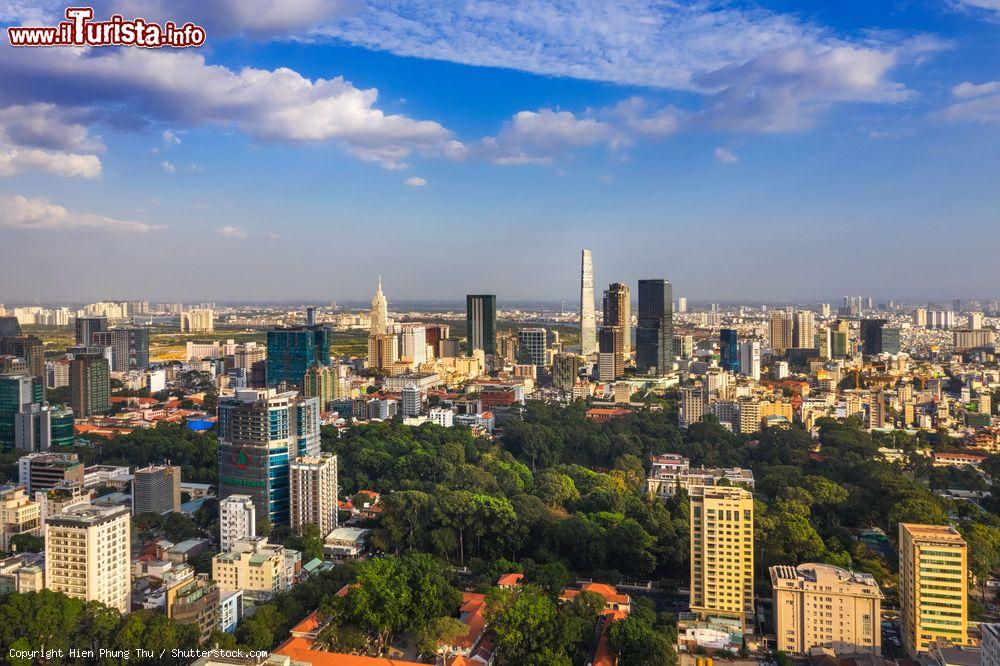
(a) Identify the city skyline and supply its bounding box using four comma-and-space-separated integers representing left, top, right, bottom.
0, 2, 998, 302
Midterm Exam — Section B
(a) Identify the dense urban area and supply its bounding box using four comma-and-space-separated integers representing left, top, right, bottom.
1, 251, 1000, 666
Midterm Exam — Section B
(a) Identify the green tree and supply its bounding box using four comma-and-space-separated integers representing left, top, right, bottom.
486, 584, 559, 665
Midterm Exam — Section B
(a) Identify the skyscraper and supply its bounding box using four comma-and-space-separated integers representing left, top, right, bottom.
720, 329, 739, 373
74, 315, 107, 345
793, 310, 815, 349
739, 340, 761, 381
898, 523, 969, 656
303, 362, 334, 410
466, 295, 497, 356
218, 389, 321, 525
636, 279, 673, 375
69, 351, 110, 417
400, 324, 428, 366
603, 282, 631, 360
598, 326, 625, 379
0, 374, 47, 450
770, 309, 794, 355
266, 325, 331, 388
92, 327, 150, 371
689, 485, 754, 629
370, 276, 389, 335
580, 250, 597, 357
860, 318, 900, 356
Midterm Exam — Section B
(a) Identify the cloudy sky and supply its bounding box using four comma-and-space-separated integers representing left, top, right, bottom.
0, 0, 998, 304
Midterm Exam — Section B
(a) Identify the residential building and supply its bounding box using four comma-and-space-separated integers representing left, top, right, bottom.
636, 279, 673, 375
0, 486, 41, 550
219, 590, 244, 633
770, 563, 882, 655
401, 384, 422, 417
166, 569, 220, 643
219, 494, 256, 552
367, 333, 397, 370
603, 282, 631, 359
428, 406, 454, 427
217, 389, 321, 525
289, 453, 338, 537
466, 294, 497, 356
92, 327, 150, 371
302, 362, 335, 410
770, 309, 794, 355
598, 326, 625, 379
680, 385, 705, 428
180, 308, 214, 333
689, 485, 754, 629
983, 624, 1000, 666
132, 464, 182, 515
45, 505, 131, 612
794, 310, 816, 349
552, 353, 582, 391
211, 537, 299, 602
899, 523, 969, 656
646, 455, 754, 499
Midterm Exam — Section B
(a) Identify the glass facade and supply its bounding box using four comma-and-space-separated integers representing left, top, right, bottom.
266, 327, 331, 387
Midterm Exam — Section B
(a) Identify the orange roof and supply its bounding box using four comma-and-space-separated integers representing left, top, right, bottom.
454, 592, 487, 649
561, 582, 630, 607
496, 573, 524, 587
274, 637, 425, 666
591, 610, 628, 666
290, 610, 323, 638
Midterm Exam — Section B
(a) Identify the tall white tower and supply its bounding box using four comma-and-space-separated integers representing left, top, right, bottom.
580, 250, 597, 356
370, 276, 388, 335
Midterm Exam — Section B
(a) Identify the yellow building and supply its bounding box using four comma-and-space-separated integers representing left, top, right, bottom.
303, 362, 334, 408
898, 523, 969, 656
212, 537, 296, 602
770, 563, 883, 655
45, 505, 131, 613
367, 333, 397, 370
0, 486, 41, 551
690, 485, 754, 628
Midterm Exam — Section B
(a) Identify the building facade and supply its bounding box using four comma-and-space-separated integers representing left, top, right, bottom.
289, 453, 338, 537
580, 250, 597, 357
132, 464, 182, 515
466, 295, 497, 356
219, 494, 256, 552
636, 279, 673, 375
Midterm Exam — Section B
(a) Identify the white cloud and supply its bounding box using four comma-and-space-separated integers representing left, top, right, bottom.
952, 81, 1000, 98
951, 0, 1000, 20
404, 177, 426, 187
162, 130, 181, 145
0, 46, 461, 169
714, 147, 739, 164
939, 91, 1000, 124
160, 160, 176, 173
0, 104, 103, 178
0, 193, 158, 233
187, 164, 204, 172
478, 109, 622, 165
217, 225, 248, 239
0, 142, 102, 178
606, 97, 682, 137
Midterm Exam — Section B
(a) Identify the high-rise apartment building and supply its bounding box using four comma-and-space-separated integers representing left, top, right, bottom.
720, 329, 739, 373
367, 333, 397, 370
580, 250, 597, 357
677, 297, 687, 313
770, 309, 794, 355
679, 385, 706, 428
45, 504, 131, 613
517, 328, 547, 367
181, 308, 215, 333
794, 310, 815, 350
603, 283, 631, 359
984, 624, 1000, 666
636, 279, 673, 376
552, 353, 582, 390
218, 389, 321, 525
132, 464, 182, 515
303, 362, 335, 410
165, 570, 220, 644
69, 351, 110, 417
770, 563, 882, 655
466, 295, 497, 356
898, 523, 969, 656
92, 327, 150, 371
219, 494, 256, 552
370, 276, 389, 335
739, 340, 761, 381
289, 453, 338, 537
690, 485, 754, 629
74, 316, 107, 345
400, 325, 428, 366
598, 326, 625, 379
266, 325, 331, 388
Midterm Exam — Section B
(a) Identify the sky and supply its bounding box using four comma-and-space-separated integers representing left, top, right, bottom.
0, 0, 998, 305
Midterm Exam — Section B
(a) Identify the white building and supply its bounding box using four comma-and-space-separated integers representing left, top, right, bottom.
983, 624, 1000, 666
428, 407, 454, 427
181, 308, 215, 333
401, 384, 423, 417
289, 454, 338, 537
219, 590, 244, 634
219, 494, 255, 552
739, 340, 761, 381
401, 325, 427, 366
45, 505, 131, 613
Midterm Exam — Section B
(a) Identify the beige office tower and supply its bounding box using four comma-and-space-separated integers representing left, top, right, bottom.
770, 563, 883, 655
367, 333, 397, 370
289, 453, 338, 536
603, 282, 631, 359
899, 523, 969, 656
45, 505, 131, 612
370, 276, 389, 335
690, 486, 754, 629
680, 385, 706, 428
770, 309, 794, 354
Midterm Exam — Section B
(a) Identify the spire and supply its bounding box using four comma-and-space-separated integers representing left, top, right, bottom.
377, 275, 383, 294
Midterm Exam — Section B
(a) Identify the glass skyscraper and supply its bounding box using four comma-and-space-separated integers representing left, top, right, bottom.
266, 326, 331, 387
720, 329, 740, 373
466, 294, 497, 356
636, 279, 673, 375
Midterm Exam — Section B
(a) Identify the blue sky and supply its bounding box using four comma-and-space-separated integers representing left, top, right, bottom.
0, 0, 997, 304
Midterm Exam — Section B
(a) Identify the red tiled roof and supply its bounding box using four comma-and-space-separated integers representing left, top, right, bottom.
274, 637, 425, 666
